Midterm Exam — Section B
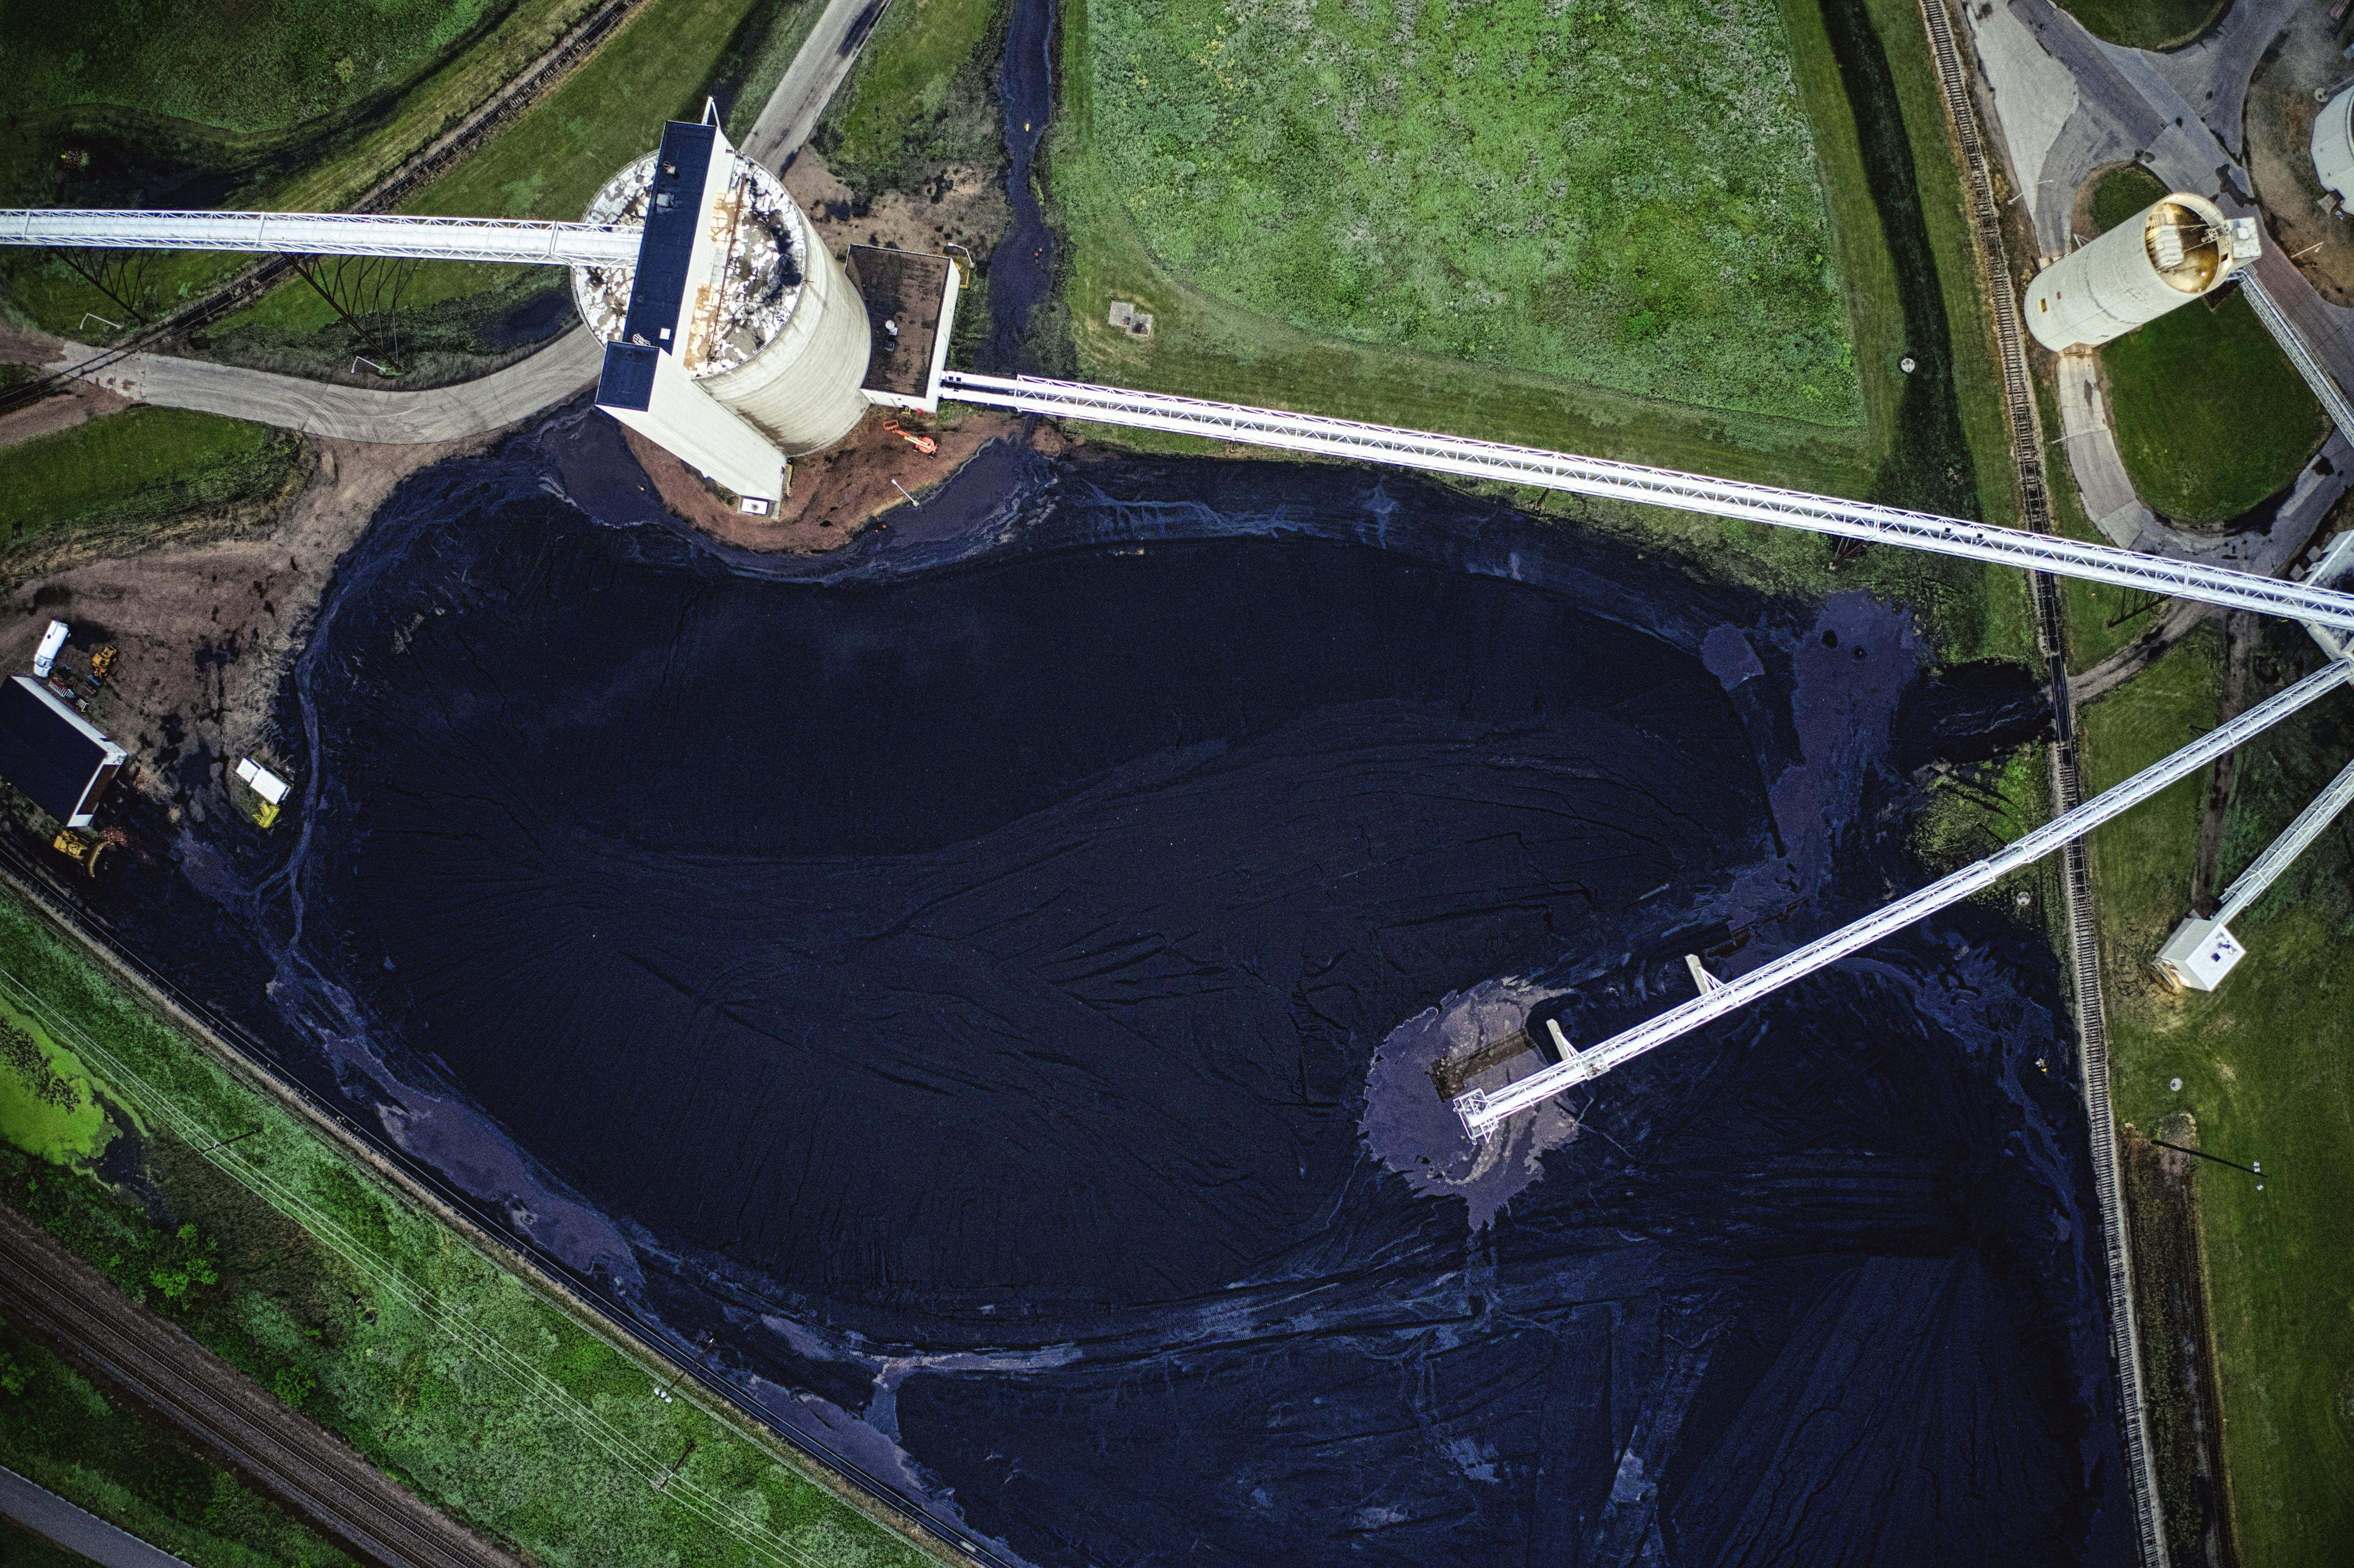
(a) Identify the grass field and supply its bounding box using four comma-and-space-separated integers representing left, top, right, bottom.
2088, 166, 2326, 524
0, 0, 514, 134
0, 887, 939, 1568
1051, 0, 2015, 517
0, 408, 305, 552
1076, 0, 1856, 423
0, 0, 611, 341
2053, 0, 2229, 51
200, 0, 781, 368
813, 0, 1003, 191
2079, 631, 2354, 1568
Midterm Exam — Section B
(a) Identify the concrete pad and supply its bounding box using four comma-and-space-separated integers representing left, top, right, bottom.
1968, 1, 2082, 203
46, 329, 603, 444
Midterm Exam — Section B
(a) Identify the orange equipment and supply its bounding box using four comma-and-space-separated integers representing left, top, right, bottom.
882, 418, 937, 456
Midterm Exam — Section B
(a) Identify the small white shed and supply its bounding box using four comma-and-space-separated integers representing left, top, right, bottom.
2155, 916, 2244, 991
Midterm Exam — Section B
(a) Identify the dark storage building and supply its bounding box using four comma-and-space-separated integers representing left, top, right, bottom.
0, 675, 127, 829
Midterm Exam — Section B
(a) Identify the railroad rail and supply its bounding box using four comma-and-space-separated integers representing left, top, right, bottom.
1909, 3, 2170, 1559
0, 1203, 519, 1568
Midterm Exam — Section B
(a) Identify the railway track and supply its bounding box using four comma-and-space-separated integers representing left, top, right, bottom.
1913, 3, 2169, 1564
0, 1202, 520, 1568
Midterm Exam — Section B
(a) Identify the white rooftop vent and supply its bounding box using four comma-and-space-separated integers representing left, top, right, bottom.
2226, 216, 2262, 261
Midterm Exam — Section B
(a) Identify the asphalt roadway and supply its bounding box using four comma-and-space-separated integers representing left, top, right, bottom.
738, 0, 900, 171
35, 0, 890, 445
1967, 0, 2354, 553
0, 1201, 519, 1568
1, 1465, 196, 1567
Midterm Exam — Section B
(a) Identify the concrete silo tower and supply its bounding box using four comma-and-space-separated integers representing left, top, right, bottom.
572, 117, 875, 467
2025, 192, 2261, 352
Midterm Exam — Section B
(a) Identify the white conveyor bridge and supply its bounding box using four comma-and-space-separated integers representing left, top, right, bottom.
939, 374, 2354, 634
1, 208, 642, 266
1448, 660, 2354, 1137
2154, 529, 2354, 990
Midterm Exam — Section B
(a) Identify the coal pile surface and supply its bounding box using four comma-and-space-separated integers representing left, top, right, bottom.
159, 446, 2126, 1565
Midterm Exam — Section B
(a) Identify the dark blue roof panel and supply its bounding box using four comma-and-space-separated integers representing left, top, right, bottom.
622, 121, 716, 352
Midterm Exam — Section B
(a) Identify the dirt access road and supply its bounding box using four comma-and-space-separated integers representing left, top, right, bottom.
0, 1201, 521, 1568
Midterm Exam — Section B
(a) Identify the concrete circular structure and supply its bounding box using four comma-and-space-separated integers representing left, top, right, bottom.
2314, 83, 2354, 207
2025, 190, 2251, 351
570, 151, 871, 455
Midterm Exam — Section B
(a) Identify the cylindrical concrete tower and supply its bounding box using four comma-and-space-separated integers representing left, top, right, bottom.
572, 150, 871, 456
2025, 192, 2257, 351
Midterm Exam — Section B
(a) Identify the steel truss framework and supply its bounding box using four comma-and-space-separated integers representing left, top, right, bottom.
939, 373, 2354, 632
0, 209, 641, 267
1453, 660, 2354, 1135
926, 372, 2354, 1137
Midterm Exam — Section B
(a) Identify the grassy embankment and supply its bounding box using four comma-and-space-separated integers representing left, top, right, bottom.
0, 0, 613, 340
0, 886, 942, 1568
199, 0, 813, 371
2053, 0, 2230, 51
2078, 632, 2354, 1568
2088, 165, 2326, 524
812, 0, 1005, 190
0, 408, 306, 565
1045, 0, 2033, 663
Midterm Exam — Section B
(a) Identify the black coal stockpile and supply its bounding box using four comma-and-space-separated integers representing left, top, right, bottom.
150, 448, 2129, 1565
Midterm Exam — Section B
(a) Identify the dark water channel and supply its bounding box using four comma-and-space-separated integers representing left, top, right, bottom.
71, 419, 2136, 1566
978, 0, 1059, 370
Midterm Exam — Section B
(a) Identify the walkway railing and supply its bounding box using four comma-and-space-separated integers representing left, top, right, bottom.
940, 371, 2354, 633
2243, 275, 2354, 448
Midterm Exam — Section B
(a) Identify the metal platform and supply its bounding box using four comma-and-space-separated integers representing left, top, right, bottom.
0, 209, 641, 266
938, 372, 2354, 632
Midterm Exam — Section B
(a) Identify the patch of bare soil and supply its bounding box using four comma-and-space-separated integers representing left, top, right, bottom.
0, 319, 63, 367
622, 407, 1036, 551
784, 149, 1010, 272
0, 435, 484, 810
2123, 1116, 2237, 1568
0, 379, 131, 452
2248, 10, 2354, 307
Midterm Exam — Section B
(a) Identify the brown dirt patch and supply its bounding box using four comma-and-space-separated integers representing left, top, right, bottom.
0, 435, 484, 808
2123, 1116, 2238, 1567
783, 149, 1009, 273
0, 379, 133, 453
622, 407, 1033, 552
2247, 10, 2354, 307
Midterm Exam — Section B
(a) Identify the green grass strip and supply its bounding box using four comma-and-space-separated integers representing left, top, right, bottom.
0, 408, 303, 548
2081, 634, 2354, 1568
0, 889, 936, 1568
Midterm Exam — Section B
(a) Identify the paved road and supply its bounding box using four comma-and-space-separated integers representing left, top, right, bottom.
41, 0, 890, 443
45, 329, 604, 444
0, 1466, 195, 1568
738, 0, 898, 170
0, 1202, 520, 1568
1964, 0, 2354, 563
2053, 350, 2353, 564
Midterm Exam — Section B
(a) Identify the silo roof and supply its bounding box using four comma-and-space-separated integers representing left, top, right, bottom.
2315, 86, 2354, 204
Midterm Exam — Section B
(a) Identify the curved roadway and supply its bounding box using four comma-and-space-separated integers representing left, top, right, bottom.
48, 330, 604, 444
38, 0, 884, 446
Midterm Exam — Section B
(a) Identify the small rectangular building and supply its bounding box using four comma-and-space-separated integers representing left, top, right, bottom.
846, 245, 961, 413
0, 675, 127, 829
2155, 915, 2244, 992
